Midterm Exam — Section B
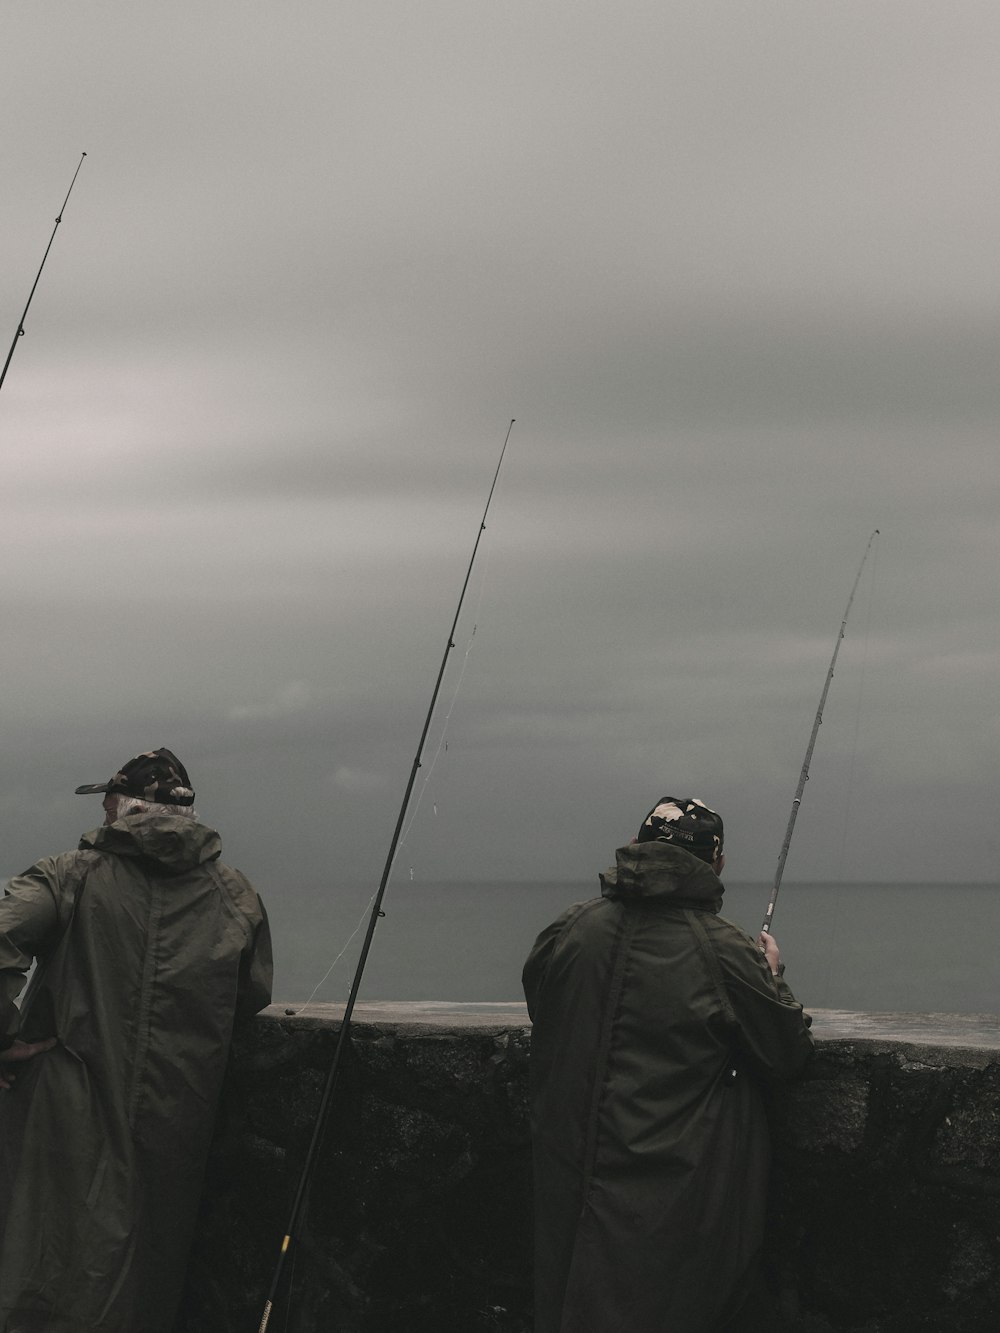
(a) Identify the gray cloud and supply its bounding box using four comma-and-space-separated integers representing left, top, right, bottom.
0, 2, 998, 951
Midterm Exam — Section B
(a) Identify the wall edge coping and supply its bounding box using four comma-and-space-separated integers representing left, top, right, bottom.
262, 1002, 1000, 1055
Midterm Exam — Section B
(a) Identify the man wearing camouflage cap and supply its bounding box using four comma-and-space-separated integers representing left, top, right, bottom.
523, 797, 813, 1333
0, 748, 272, 1333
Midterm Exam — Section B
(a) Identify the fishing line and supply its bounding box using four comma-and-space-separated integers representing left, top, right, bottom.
291, 478, 499, 1013
1, 153, 87, 396
292, 891, 380, 1017
398, 527, 495, 857
398, 620, 480, 855
291, 620, 477, 1015
257, 419, 515, 1333
815, 536, 881, 1005
834, 536, 880, 876
761, 529, 880, 938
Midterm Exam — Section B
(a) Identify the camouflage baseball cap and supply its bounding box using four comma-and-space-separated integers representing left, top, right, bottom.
636, 797, 723, 859
75, 747, 195, 806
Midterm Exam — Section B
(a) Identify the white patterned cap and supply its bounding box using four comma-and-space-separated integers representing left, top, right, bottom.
636, 796, 723, 861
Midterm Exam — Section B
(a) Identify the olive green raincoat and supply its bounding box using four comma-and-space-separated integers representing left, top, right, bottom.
0, 814, 272, 1333
522, 840, 813, 1333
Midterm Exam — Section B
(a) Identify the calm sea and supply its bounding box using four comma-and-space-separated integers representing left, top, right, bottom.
271, 879, 999, 1016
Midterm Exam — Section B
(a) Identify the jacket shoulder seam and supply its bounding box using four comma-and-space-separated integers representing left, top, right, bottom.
685, 908, 737, 1027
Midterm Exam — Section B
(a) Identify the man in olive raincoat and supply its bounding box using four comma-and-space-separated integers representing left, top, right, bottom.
523, 796, 814, 1333
0, 748, 273, 1333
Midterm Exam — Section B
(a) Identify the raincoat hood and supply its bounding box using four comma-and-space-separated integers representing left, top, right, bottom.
600, 838, 724, 913
80, 814, 222, 874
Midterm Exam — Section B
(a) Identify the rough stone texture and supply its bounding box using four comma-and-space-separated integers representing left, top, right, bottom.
177, 1007, 1000, 1332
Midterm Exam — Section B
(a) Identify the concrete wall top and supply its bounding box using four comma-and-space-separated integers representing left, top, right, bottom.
265, 1001, 1000, 1052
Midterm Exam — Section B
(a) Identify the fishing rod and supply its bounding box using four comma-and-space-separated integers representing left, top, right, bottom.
257, 418, 516, 1333
760, 528, 879, 937
0, 152, 87, 397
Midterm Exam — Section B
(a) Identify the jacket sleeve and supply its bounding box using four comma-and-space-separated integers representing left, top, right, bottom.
0, 859, 69, 1048
236, 895, 273, 1019
522, 902, 593, 1022
522, 918, 563, 1023
711, 919, 815, 1078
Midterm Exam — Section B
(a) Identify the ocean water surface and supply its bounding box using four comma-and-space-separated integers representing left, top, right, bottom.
270, 879, 999, 1016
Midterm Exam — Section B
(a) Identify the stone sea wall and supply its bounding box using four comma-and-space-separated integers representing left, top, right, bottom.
178, 1005, 1000, 1333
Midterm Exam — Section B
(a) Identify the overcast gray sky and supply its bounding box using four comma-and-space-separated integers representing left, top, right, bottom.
1, 3, 997, 907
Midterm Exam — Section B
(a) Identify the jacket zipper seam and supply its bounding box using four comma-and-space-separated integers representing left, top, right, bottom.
127, 876, 163, 1130
577, 906, 638, 1210
686, 908, 737, 1027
